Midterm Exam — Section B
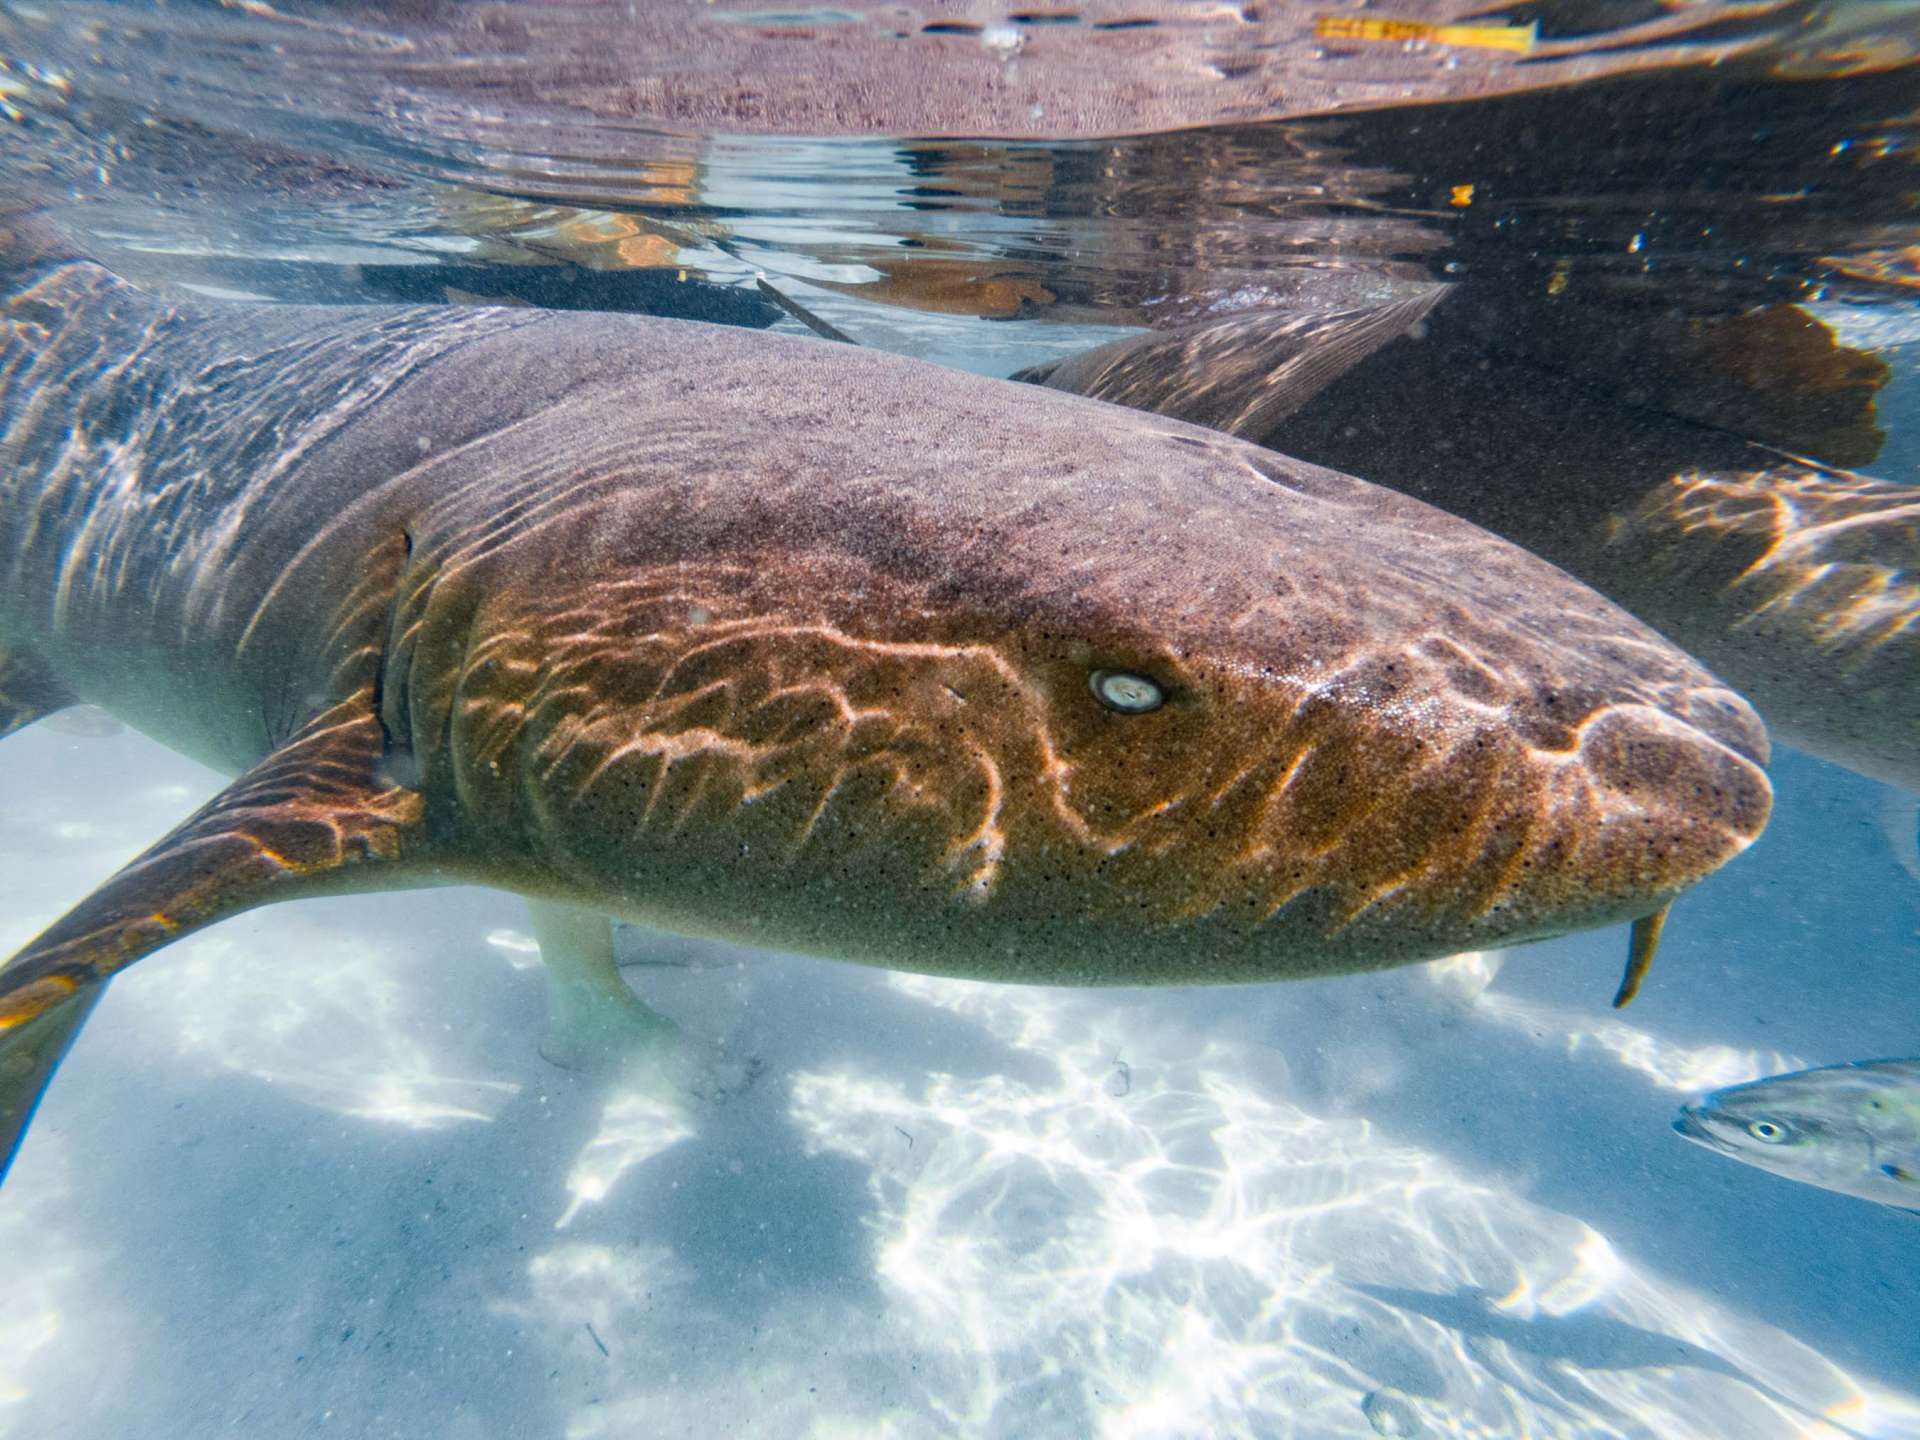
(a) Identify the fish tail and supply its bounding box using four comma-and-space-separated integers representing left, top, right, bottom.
0, 975, 106, 1185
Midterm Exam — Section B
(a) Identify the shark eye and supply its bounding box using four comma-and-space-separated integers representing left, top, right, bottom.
1747, 1119, 1789, 1143
1090, 669, 1164, 715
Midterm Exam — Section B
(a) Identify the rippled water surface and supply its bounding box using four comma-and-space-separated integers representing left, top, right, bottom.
1, 3, 1917, 1437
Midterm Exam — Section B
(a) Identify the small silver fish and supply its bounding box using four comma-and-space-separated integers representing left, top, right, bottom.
1674, 1059, 1920, 1212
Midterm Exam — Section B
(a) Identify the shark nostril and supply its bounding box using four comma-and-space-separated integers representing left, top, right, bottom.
1678, 686, 1770, 767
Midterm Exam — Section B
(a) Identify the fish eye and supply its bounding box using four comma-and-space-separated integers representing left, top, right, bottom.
1089, 669, 1164, 714
1747, 1119, 1789, 1143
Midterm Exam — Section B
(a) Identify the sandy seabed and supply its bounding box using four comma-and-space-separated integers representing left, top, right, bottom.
1, 722, 1916, 1440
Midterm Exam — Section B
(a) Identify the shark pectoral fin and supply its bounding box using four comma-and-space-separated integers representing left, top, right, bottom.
1611, 901, 1673, 1009
0, 697, 426, 1181
0, 981, 104, 1183
6, 699, 426, 977
526, 898, 678, 1074
0, 644, 79, 740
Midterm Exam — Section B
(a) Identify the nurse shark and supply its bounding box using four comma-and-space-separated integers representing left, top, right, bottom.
0, 227, 1770, 1180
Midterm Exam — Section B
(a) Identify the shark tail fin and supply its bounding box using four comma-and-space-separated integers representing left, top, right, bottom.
0, 978, 106, 1184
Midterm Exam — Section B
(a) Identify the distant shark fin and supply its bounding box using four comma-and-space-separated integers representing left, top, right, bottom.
1880, 787, 1920, 885
1010, 286, 1448, 440
0, 692, 428, 1183
0, 643, 79, 740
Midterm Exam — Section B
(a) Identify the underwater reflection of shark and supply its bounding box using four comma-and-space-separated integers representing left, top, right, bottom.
1350, 1282, 1872, 1439
0, 219, 1770, 1185
1675, 1060, 1920, 1214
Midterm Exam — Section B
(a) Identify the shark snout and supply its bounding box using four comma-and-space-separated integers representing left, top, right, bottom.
1577, 702, 1773, 891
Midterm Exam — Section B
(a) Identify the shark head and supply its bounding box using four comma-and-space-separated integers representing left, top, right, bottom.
399, 340, 1770, 986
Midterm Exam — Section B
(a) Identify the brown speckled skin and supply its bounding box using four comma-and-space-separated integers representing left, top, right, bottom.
0, 264, 1768, 1002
